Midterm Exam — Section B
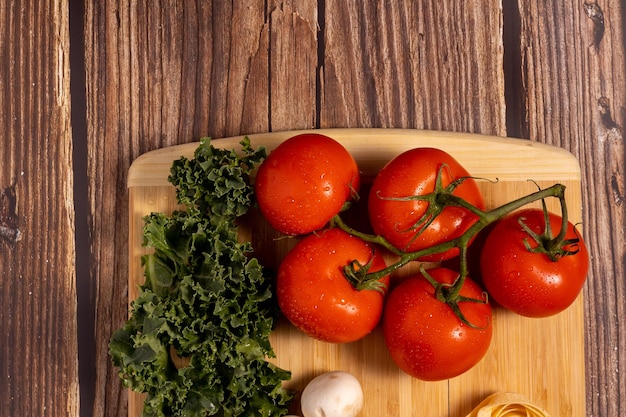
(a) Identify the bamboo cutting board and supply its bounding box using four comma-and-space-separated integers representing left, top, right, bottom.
127, 129, 585, 417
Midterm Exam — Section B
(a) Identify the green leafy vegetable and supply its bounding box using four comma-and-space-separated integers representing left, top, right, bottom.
109, 137, 292, 417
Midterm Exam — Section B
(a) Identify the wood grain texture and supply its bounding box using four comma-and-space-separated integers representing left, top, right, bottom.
321, 0, 506, 134
79, 1, 626, 416
0, 1, 79, 417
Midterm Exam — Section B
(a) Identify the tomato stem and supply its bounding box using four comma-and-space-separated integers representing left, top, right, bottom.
517, 191, 580, 261
421, 266, 489, 329
373, 166, 485, 251
331, 215, 405, 256
337, 183, 569, 301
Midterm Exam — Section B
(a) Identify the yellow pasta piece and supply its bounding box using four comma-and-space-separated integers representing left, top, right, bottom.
466, 392, 551, 417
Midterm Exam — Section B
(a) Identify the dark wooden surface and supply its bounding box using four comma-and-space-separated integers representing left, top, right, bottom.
0, 2, 79, 416
1, 1, 623, 416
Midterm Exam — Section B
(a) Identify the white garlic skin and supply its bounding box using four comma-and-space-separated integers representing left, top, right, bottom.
300, 371, 364, 417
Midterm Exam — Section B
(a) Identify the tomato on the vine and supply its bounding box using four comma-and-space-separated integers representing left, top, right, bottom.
276, 228, 389, 343
479, 208, 589, 318
254, 133, 360, 236
382, 268, 492, 381
367, 147, 484, 261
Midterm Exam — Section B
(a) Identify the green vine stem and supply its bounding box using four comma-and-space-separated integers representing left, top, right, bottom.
335, 182, 570, 305
517, 195, 580, 261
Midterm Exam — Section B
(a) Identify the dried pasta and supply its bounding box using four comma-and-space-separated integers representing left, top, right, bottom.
466, 392, 551, 417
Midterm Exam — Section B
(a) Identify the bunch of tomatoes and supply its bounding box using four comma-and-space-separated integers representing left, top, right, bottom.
253, 133, 589, 381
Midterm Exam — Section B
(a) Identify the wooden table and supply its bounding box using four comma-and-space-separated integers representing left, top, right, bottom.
1, 1, 623, 416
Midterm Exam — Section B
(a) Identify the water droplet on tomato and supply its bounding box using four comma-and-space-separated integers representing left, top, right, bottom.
508, 271, 521, 280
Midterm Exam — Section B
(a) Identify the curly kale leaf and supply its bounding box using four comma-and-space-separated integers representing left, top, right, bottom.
169, 136, 266, 220
109, 137, 292, 417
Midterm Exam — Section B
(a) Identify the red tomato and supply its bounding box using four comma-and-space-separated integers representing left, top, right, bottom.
368, 148, 484, 261
254, 133, 360, 235
480, 208, 589, 318
277, 228, 389, 343
382, 268, 492, 381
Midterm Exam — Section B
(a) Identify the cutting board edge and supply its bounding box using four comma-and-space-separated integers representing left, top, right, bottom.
127, 129, 581, 188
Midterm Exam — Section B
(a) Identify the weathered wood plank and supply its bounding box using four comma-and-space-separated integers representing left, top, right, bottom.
0, 1, 79, 416
510, 1, 625, 416
268, 1, 318, 131
321, 0, 506, 135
